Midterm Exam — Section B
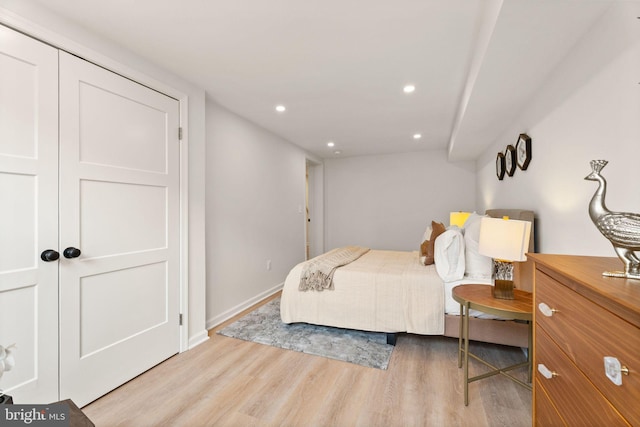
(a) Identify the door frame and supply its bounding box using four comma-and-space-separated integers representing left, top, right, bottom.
305, 157, 324, 259
0, 14, 191, 352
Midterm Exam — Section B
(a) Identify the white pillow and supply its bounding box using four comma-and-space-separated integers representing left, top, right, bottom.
447, 224, 463, 234
463, 213, 493, 280
434, 229, 465, 282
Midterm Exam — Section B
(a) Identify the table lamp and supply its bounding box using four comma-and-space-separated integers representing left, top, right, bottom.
449, 211, 471, 228
478, 217, 531, 299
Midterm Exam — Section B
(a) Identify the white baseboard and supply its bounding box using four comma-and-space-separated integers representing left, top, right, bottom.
187, 330, 210, 350
206, 282, 283, 330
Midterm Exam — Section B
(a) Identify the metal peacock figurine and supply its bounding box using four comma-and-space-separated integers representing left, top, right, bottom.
585, 160, 640, 280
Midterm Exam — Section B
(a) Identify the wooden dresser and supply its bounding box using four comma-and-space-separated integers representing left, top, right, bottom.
529, 254, 640, 426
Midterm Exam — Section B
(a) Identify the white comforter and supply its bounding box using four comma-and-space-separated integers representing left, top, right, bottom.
280, 250, 445, 334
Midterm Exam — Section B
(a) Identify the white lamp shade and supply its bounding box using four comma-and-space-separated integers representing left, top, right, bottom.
478, 217, 531, 262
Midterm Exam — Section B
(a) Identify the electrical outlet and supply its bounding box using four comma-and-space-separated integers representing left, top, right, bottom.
266, 260, 272, 271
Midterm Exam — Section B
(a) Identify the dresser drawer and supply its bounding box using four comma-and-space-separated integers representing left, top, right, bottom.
536, 271, 640, 426
535, 327, 629, 426
534, 379, 566, 427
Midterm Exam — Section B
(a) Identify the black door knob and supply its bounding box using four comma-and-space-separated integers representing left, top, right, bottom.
41, 249, 60, 262
63, 247, 81, 259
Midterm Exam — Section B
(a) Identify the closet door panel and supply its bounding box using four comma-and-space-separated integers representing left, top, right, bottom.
58, 51, 181, 407
0, 24, 59, 403
78, 80, 168, 174
79, 180, 167, 257
0, 174, 36, 271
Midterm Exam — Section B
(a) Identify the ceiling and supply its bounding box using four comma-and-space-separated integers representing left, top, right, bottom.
25, 0, 615, 160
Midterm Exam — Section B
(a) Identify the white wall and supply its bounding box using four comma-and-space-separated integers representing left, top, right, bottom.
477, 3, 640, 256
0, 0, 208, 347
205, 100, 309, 328
325, 150, 476, 251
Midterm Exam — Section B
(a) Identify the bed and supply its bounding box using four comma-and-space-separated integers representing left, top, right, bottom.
280, 209, 535, 348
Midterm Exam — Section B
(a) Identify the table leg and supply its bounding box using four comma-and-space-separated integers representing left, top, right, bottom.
458, 302, 463, 368
527, 320, 532, 383
463, 301, 470, 406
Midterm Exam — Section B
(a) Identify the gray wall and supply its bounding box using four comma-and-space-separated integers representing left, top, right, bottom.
477, 3, 640, 256
325, 150, 476, 251
205, 100, 309, 328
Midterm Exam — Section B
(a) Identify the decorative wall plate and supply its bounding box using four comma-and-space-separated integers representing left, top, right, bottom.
496, 152, 505, 180
505, 145, 516, 177
516, 133, 532, 170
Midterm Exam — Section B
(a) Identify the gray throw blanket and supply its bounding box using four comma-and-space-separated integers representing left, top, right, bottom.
299, 246, 370, 291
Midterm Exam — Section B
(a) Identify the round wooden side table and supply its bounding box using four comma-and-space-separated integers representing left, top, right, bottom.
452, 284, 533, 406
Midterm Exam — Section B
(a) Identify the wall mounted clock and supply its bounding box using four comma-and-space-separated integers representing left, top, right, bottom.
515, 133, 532, 170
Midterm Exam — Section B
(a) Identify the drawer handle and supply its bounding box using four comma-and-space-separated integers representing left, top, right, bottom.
537, 363, 558, 380
538, 302, 558, 317
604, 356, 629, 386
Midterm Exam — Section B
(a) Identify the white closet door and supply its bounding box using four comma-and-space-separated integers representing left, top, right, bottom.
0, 25, 59, 403
58, 52, 181, 406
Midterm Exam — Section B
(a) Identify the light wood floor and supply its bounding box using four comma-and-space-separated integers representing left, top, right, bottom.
83, 295, 532, 426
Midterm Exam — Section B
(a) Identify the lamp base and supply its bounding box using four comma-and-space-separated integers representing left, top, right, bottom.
492, 279, 515, 300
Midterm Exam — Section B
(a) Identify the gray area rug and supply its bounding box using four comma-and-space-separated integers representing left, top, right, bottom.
217, 298, 395, 369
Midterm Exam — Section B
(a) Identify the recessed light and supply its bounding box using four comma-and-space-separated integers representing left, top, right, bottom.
334, 150, 342, 155
327, 141, 335, 148
413, 133, 422, 140
275, 105, 286, 112
403, 84, 416, 93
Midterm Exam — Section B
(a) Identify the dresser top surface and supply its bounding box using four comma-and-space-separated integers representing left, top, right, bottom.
529, 253, 640, 328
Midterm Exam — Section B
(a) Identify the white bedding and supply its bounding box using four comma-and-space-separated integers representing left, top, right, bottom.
282, 249, 453, 334
443, 276, 501, 319
281, 249, 501, 335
